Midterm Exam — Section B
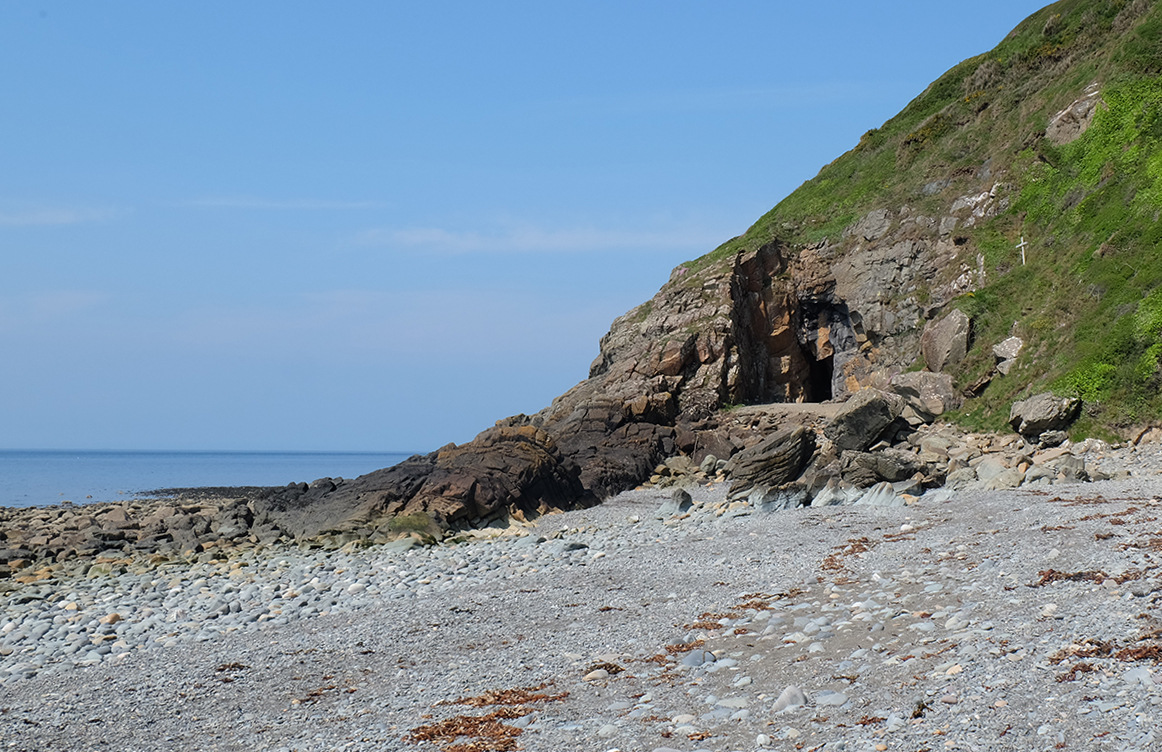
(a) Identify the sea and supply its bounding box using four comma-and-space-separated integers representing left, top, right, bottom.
0, 450, 418, 508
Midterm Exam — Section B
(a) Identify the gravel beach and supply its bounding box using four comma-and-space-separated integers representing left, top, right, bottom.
4, 463, 1162, 751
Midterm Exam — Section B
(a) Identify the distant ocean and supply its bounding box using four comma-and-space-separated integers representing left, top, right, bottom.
0, 450, 418, 508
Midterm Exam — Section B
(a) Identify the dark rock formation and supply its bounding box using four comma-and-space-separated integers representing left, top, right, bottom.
824, 389, 905, 452
249, 424, 594, 540
724, 426, 816, 496
838, 449, 928, 487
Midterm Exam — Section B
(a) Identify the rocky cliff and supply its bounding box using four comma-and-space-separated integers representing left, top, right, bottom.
243, 0, 1162, 540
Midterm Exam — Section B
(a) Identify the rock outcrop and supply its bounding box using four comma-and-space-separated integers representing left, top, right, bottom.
723, 426, 815, 496
888, 372, 961, 423
824, 389, 905, 452
1045, 82, 1102, 146
250, 424, 594, 540
992, 336, 1024, 376
920, 310, 972, 374
1009, 393, 1083, 441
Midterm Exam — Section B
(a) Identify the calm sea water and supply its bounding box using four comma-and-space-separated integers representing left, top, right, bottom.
0, 450, 418, 508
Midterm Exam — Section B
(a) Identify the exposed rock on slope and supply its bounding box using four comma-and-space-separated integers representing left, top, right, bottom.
248, 425, 593, 540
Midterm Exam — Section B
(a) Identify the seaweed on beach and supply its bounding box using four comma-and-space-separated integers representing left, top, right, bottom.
1029, 569, 1143, 587
1048, 638, 1116, 664
1056, 661, 1098, 682
412, 684, 568, 752
407, 708, 529, 752
821, 536, 878, 573
438, 683, 567, 708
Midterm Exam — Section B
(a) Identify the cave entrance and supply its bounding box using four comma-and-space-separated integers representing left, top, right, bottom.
808, 354, 834, 402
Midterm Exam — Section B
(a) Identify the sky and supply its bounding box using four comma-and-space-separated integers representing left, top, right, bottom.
0, 0, 1052, 452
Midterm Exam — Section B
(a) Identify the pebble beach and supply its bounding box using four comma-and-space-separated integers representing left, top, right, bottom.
4, 442, 1162, 751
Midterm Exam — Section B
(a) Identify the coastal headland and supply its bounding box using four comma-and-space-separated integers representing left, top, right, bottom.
7, 2, 1162, 749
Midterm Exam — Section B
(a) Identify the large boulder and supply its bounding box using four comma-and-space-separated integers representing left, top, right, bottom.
839, 449, 927, 487
824, 388, 905, 451
725, 426, 815, 496
1009, 393, 1082, 440
920, 309, 972, 373
993, 336, 1024, 376
888, 371, 961, 421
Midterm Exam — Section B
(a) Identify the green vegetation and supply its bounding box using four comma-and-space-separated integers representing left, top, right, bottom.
678, 0, 1162, 437
387, 513, 437, 534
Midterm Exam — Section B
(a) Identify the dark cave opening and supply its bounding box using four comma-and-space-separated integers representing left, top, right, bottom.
808, 354, 834, 402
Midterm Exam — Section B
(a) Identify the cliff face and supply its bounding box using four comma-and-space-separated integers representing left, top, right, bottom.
249, 0, 1162, 538
529, 0, 1162, 494
526, 186, 1002, 496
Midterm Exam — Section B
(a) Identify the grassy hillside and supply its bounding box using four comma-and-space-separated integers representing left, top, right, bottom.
687, 0, 1162, 440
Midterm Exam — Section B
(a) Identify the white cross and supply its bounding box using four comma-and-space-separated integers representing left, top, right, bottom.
1016, 236, 1028, 266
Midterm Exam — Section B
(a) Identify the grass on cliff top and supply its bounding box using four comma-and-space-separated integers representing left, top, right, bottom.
683, 0, 1157, 275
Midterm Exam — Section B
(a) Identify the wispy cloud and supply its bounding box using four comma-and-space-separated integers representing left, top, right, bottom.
356, 223, 728, 254
0, 291, 111, 334
0, 207, 120, 226
181, 197, 386, 210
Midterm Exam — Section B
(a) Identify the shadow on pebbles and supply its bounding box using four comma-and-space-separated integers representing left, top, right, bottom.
3, 479, 1162, 751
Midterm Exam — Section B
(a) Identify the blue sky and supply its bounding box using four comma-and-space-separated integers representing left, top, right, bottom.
1, 1, 1050, 451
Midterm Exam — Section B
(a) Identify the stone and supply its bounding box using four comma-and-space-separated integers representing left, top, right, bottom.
771, 685, 806, 713
716, 697, 749, 708
380, 537, 419, 554
839, 449, 925, 486
1009, 393, 1082, 440
583, 669, 609, 681
982, 467, 1025, 490
1024, 465, 1056, 485
993, 336, 1024, 375
974, 455, 1008, 482
888, 371, 961, 421
1046, 85, 1102, 146
655, 489, 694, 519
1125, 667, 1154, 687
853, 482, 905, 507
847, 208, 893, 242
815, 692, 848, 707
680, 650, 717, 667
945, 467, 978, 490
726, 426, 815, 496
824, 389, 905, 452
810, 479, 860, 507
698, 454, 718, 474
1056, 454, 1088, 481
750, 486, 809, 512
920, 309, 972, 373
992, 337, 1023, 361
663, 455, 697, 475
